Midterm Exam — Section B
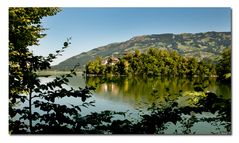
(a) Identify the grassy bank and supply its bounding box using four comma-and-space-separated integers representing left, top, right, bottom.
36, 70, 82, 77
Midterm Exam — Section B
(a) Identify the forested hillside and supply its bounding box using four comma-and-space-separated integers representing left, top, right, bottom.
53, 32, 231, 71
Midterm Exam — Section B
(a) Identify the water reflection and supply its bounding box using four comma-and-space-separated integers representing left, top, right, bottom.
13, 76, 231, 134
76, 76, 231, 110
84, 76, 231, 134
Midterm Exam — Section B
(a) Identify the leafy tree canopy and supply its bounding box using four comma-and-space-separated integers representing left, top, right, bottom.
9, 8, 94, 134
9, 7, 61, 97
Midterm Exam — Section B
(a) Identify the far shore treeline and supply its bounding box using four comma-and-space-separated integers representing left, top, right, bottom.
85, 48, 231, 79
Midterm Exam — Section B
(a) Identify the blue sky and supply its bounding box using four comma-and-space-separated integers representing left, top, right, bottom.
30, 8, 231, 65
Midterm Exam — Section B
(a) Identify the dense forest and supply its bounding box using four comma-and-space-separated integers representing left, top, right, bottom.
85, 48, 231, 78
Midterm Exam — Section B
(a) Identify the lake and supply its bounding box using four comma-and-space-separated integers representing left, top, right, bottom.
38, 75, 231, 134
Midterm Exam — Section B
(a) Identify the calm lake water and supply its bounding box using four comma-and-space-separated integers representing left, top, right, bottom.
38, 75, 231, 134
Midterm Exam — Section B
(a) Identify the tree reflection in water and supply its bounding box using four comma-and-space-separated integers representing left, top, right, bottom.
71, 90, 231, 134
86, 76, 230, 109
82, 76, 231, 134
10, 76, 231, 134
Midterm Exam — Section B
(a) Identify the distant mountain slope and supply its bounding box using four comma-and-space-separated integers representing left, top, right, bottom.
52, 32, 231, 71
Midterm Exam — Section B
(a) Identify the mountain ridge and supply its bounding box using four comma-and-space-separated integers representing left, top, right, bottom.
52, 31, 231, 71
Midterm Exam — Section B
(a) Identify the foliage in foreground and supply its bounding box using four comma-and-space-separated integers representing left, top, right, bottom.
9, 7, 231, 135
9, 7, 95, 134
10, 88, 231, 134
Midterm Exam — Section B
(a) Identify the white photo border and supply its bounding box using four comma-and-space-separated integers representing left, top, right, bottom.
1, 0, 238, 143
